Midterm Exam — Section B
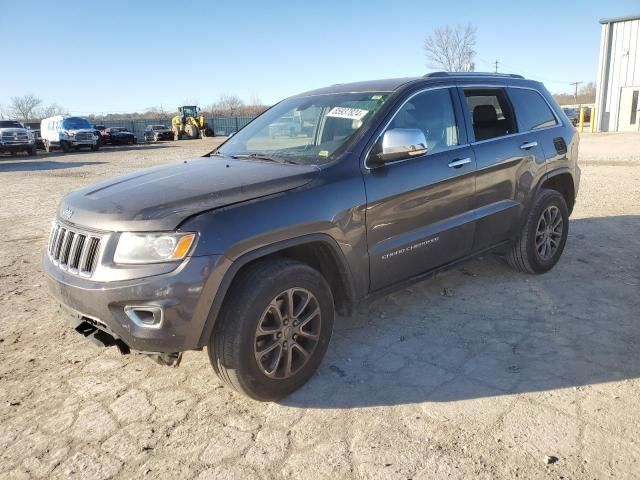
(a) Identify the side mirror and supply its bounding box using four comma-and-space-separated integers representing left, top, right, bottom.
371, 128, 428, 165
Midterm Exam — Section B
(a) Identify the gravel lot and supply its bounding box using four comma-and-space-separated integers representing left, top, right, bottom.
0, 133, 639, 479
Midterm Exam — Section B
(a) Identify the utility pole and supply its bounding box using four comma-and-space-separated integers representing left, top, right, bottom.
494, 60, 499, 73
570, 81, 583, 103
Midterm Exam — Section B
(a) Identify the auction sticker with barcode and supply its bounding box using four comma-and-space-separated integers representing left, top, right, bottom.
326, 107, 369, 120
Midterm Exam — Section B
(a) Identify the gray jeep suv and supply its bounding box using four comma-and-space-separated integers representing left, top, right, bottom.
44, 72, 580, 401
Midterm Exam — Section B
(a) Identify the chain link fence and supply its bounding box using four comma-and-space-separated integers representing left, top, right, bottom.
95, 116, 256, 140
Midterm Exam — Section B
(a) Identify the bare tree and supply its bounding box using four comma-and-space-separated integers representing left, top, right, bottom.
552, 81, 597, 106
145, 105, 169, 119
216, 94, 245, 112
424, 24, 477, 72
9, 94, 43, 120
36, 103, 67, 119
579, 82, 596, 101
249, 93, 262, 106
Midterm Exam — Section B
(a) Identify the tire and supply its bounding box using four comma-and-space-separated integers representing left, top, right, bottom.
208, 259, 335, 401
507, 188, 569, 274
172, 127, 181, 141
61, 141, 71, 153
26, 147, 37, 156
185, 124, 198, 139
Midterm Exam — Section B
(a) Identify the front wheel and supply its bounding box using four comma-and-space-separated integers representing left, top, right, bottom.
507, 188, 569, 274
208, 259, 334, 401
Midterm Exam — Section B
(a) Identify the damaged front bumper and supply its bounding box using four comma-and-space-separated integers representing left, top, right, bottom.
43, 250, 228, 361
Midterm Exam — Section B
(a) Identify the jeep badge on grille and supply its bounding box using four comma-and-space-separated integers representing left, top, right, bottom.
61, 207, 73, 220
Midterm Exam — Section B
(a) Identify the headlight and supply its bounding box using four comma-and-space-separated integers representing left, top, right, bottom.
114, 232, 196, 264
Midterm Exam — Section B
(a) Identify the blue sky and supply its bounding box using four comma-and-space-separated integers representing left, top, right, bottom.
1, 0, 638, 115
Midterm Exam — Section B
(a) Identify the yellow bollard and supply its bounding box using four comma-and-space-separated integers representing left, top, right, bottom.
579, 107, 585, 133
590, 106, 596, 133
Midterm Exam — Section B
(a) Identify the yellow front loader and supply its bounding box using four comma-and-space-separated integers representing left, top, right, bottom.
171, 106, 213, 140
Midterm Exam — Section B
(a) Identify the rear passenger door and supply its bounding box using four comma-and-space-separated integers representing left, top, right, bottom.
507, 87, 565, 176
364, 87, 477, 291
459, 87, 545, 251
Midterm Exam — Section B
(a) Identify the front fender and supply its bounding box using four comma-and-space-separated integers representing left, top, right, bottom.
193, 233, 357, 348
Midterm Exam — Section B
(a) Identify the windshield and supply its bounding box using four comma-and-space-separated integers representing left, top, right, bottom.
217, 92, 390, 165
62, 117, 92, 130
0, 121, 24, 128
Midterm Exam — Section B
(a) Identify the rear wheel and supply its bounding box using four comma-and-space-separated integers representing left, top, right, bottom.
507, 188, 569, 274
60, 141, 71, 153
209, 259, 334, 401
26, 147, 37, 156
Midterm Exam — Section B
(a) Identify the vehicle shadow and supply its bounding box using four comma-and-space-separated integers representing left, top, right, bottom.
0, 160, 107, 172
283, 215, 640, 408
97, 143, 175, 153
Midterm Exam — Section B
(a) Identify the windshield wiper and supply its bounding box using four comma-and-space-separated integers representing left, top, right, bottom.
231, 153, 298, 165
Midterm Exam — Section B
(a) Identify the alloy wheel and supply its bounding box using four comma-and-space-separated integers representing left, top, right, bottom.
535, 205, 563, 260
254, 288, 321, 379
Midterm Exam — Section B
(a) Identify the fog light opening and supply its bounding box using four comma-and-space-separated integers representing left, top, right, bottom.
124, 306, 163, 329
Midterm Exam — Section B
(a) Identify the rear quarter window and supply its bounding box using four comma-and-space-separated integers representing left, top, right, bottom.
509, 88, 558, 131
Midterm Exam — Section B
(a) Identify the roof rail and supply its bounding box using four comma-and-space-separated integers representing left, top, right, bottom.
424, 71, 525, 79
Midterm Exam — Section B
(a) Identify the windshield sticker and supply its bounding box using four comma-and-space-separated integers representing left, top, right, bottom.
326, 107, 369, 120
318, 150, 329, 157
371, 95, 383, 100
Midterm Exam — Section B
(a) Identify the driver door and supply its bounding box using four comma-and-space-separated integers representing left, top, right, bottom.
363, 87, 477, 291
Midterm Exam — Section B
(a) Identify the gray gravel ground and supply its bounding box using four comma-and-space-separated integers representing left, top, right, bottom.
0, 133, 639, 479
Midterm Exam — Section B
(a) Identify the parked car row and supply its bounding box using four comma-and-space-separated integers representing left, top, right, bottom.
1, 115, 176, 157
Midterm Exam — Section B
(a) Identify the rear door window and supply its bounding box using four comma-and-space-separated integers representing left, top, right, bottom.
508, 88, 558, 131
463, 89, 516, 141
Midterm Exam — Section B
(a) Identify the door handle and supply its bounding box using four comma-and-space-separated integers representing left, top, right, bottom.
448, 157, 472, 168
520, 141, 538, 150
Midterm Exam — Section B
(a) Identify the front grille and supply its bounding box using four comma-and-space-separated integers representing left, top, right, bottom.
47, 221, 102, 276
1, 132, 29, 143
74, 132, 93, 141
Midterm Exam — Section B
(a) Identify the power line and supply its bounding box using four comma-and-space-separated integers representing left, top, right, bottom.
494, 59, 499, 73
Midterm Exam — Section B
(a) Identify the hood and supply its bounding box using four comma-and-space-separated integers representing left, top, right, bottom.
59, 156, 319, 231
0, 128, 27, 134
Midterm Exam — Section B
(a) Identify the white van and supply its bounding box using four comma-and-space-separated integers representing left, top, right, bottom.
40, 116, 98, 152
